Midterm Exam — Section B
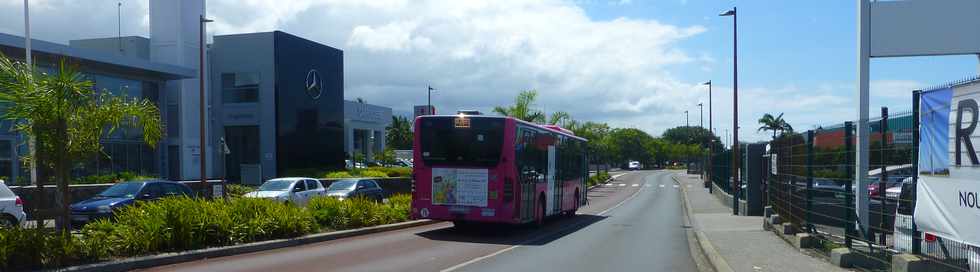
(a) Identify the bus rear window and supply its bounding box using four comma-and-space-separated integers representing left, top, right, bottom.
420, 117, 504, 167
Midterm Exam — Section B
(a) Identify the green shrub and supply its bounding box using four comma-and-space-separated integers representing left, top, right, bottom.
83, 196, 315, 257
226, 184, 256, 198
324, 171, 354, 179
355, 170, 389, 178
587, 171, 612, 187
0, 228, 90, 270
368, 167, 412, 177
308, 194, 411, 230
73, 171, 156, 184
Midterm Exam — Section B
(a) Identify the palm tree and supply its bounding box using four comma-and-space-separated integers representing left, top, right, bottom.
386, 115, 413, 149
493, 90, 546, 123
0, 55, 162, 230
547, 111, 571, 126
758, 113, 793, 140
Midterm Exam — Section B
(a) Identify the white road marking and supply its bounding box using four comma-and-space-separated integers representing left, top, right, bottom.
619, 183, 626, 187
659, 184, 665, 188
631, 184, 639, 187
440, 171, 656, 272
644, 184, 652, 187
673, 185, 680, 188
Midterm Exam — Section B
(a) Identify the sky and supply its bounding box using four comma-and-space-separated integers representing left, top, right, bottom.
0, 0, 977, 144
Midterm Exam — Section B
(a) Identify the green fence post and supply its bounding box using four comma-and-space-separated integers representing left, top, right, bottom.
806, 130, 814, 232
844, 121, 854, 248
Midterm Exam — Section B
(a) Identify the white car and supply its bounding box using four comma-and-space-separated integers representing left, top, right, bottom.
893, 181, 979, 271
244, 177, 325, 206
0, 180, 26, 228
628, 161, 641, 170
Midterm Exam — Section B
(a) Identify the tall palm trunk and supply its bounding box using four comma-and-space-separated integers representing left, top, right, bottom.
55, 118, 70, 231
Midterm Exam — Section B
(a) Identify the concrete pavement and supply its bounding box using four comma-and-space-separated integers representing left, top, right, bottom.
141, 171, 691, 272
674, 173, 851, 272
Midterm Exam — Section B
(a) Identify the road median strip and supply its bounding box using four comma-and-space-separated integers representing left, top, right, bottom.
58, 219, 438, 272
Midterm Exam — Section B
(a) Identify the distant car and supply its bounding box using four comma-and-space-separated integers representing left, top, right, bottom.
627, 161, 641, 171
394, 158, 413, 168
867, 164, 913, 199
325, 178, 386, 202
244, 177, 325, 206
70, 180, 194, 226
0, 181, 26, 228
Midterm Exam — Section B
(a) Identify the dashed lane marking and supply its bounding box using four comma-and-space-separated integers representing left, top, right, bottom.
631, 184, 639, 187
659, 184, 665, 188
673, 185, 680, 188
619, 183, 627, 187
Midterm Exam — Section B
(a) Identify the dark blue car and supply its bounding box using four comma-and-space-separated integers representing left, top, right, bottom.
70, 180, 194, 226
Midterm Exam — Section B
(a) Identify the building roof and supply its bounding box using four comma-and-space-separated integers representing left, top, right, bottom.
0, 33, 194, 80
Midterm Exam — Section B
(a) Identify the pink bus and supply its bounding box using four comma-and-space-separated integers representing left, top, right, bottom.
410, 114, 588, 226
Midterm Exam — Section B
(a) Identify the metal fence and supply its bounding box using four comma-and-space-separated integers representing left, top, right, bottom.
767, 104, 980, 271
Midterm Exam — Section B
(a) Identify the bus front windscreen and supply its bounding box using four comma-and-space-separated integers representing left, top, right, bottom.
420, 117, 504, 167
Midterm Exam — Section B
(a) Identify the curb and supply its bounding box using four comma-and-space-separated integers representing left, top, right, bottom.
586, 172, 625, 191
56, 219, 439, 272
673, 174, 734, 272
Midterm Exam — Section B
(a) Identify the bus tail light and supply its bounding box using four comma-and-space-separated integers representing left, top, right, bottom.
503, 177, 514, 202
924, 233, 937, 243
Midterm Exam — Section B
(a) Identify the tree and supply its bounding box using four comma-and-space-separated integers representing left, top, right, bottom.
758, 112, 793, 140
386, 115, 413, 149
661, 126, 722, 151
547, 111, 571, 126
493, 90, 546, 123
0, 56, 162, 231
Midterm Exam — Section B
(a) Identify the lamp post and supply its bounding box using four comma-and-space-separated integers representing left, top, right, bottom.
427, 85, 436, 115
200, 15, 213, 197
698, 103, 704, 129
720, 7, 738, 215
704, 81, 713, 193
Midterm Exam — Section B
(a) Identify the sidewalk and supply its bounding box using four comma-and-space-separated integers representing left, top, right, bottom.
674, 173, 849, 272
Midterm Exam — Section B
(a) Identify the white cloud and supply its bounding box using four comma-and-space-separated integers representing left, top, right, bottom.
9, 0, 875, 142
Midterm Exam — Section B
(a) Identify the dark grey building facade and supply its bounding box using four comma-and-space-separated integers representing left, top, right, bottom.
211, 31, 344, 184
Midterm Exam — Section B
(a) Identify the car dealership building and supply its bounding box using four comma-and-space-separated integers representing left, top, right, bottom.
0, 0, 391, 184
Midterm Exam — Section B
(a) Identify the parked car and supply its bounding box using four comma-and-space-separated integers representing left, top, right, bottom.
627, 161, 641, 171
867, 164, 913, 199
70, 180, 194, 226
394, 158, 413, 168
244, 177, 325, 206
325, 178, 386, 202
0, 180, 26, 228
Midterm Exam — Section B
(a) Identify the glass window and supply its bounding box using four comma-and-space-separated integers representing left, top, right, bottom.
161, 183, 184, 197
305, 179, 320, 190
419, 117, 504, 167
222, 73, 260, 103
143, 183, 164, 198
293, 180, 307, 191
327, 180, 357, 191
99, 182, 143, 198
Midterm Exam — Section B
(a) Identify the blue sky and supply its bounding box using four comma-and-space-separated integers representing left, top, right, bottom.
1, 0, 977, 143
582, 0, 979, 138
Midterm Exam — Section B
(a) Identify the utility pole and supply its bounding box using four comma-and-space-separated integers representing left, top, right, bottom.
698, 103, 704, 129
117, 2, 122, 53
427, 85, 436, 115
685, 110, 689, 127
721, 7, 739, 215
199, 15, 213, 197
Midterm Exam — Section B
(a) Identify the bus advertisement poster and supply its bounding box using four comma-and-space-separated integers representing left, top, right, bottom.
432, 168, 488, 207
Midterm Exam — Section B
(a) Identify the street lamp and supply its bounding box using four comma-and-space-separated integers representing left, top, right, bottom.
703, 80, 713, 194
720, 7, 738, 215
200, 15, 213, 197
685, 110, 689, 127
427, 85, 436, 115
698, 103, 704, 129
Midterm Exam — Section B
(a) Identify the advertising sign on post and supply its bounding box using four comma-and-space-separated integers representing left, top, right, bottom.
917, 86, 980, 247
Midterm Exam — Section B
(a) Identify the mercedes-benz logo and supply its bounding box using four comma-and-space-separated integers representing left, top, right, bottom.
305, 69, 323, 100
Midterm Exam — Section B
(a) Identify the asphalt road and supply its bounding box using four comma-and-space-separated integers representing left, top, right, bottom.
141, 170, 696, 272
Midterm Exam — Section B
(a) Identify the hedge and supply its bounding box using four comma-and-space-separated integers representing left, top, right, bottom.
0, 194, 413, 271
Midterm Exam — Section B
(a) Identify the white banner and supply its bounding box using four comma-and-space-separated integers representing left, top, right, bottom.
915, 176, 980, 247
917, 85, 980, 247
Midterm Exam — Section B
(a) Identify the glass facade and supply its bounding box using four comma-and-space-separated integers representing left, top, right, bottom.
221, 72, 260, 103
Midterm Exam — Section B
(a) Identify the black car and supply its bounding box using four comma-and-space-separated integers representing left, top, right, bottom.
70, 180, 194, 226
325, 178, 386, 201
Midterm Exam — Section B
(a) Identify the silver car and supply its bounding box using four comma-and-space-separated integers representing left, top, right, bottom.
0, 181, 26, 228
